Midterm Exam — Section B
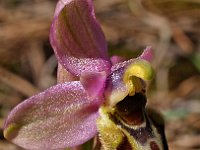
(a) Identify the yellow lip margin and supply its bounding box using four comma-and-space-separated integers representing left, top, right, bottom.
123, 59, 154, 96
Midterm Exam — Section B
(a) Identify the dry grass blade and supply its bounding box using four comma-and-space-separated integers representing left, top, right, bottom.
168, 76, 200, 100
0, 92, 22, 107
0, 66, 39, 97
38, 55, 57, 89
27, 41, 45, 86
0, 141, 21, 150
128, 0, 172, 93
128, 0, 172, 68
170, 135, 200, 149
170, 22, 194, 54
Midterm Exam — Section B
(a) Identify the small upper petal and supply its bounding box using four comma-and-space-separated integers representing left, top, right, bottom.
105, 67, 129, 106
50, 0, 111, 76
110, 55, 126, 65
105, 48, 154, 106
4, 81, 101, 149
139, 46, 153, 62
80, 71, 107, 100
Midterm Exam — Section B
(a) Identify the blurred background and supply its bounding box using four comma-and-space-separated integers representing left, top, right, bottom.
0, 0, 200, 149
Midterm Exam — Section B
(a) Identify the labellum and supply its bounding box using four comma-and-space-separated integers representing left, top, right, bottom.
94, 63, 168, 150
95, 92, 168, 150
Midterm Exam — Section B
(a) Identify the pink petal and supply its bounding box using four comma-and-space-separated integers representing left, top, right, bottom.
139, 46, 153, 62
105, 68, 129, 106
111, 47, 154, 72
50, 0, 111, 76
80, 71, 107, 99
110, 55, 126, 65
54, 0, 71, 17
4, 82, 101, 149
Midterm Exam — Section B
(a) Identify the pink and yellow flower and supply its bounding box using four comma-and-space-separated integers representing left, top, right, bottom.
3, 0, 154, 149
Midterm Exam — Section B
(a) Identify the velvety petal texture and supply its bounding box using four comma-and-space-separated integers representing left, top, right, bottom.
50, 0, 111, 76
110, 55, 126, 65
4, 82, 101, 149
111, 47, 153, 72
139, 46, 153, 62
105, 67, 129, 106
80, 71, 107, 99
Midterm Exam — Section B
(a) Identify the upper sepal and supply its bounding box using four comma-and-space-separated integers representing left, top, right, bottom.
50, 0, 111, 76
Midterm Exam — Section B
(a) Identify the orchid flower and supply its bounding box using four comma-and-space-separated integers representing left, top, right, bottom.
3, 0, 156, 149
